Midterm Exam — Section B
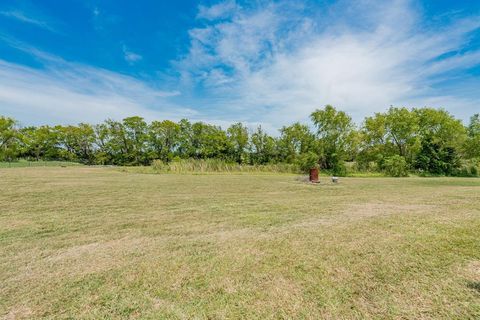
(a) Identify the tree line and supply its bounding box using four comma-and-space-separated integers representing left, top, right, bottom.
1, 105, 479, 176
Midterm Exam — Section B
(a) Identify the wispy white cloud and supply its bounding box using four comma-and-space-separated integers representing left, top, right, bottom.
177, 0, 480, 128
197, 0, 238, 20
1, 0, 480, 132
0, 47, 191, 126
0, 9, 56, 32
122, 45, 143, 64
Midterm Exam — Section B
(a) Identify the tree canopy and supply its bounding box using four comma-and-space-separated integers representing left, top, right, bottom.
1, 106, 478, 176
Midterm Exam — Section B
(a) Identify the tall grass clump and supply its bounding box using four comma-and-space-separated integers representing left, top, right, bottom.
151, 159, 300, 174
452, 158, 480, 177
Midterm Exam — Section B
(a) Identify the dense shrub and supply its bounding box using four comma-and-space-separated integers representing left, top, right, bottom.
415, 137, 460, 175
452, 159, 480, 177
383, 155, 408, 177
331, 160, 348, 176
295, 152, 319, 173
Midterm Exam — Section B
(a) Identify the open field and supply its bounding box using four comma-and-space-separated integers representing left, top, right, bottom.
1, 167, 479, 319
0, 161, 83, 168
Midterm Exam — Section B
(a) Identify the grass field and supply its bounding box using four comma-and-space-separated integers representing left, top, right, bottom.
0, 160, 83, 168
1, 167, 479, 319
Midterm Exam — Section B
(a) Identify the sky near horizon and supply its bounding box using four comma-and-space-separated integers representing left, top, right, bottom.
0, 0, 479, 132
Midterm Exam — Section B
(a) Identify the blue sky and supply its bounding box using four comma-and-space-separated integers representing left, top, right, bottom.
0, 0, 479, 132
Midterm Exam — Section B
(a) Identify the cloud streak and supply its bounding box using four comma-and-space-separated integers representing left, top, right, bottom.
0, 48, 193, 126
122, 45, 143, 64
0, 9, 57, 32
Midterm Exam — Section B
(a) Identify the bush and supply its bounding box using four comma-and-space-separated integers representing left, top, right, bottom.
383, 155, 408, 177
451, 159, 480, 177
332, 160, 347, 176
295, 152, 319, 173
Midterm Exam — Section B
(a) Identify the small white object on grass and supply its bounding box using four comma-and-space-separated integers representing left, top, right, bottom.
332, 176, 338, 183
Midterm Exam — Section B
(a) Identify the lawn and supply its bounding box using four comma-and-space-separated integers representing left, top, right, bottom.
0, 167, 479, 319
0, 160, 83, 168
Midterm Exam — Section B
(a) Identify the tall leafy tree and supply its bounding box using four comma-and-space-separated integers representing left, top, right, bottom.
177, 119, 195, 158
0, 116, 20, 161
20, 126, 60, 160
310, 105, 357, 173
361, 107, 419, 168
103, 119, 129, 165
191, 122, 228, 159
277, 122, 316, 163
148, 120, 181, 162
123, 116, 148, 165
414, 108, 466, 148
465, 114, 480, 158
57, 124, 96, 163
94, 123, 113, 164
415, 136, 460, 175
227, 123, 249, 163
249, 126, 277, 164
384, 107, 419, 161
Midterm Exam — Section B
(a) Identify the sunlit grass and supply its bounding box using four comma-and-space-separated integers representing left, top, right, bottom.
0, 160, 83, 168
1, 167, 479, 319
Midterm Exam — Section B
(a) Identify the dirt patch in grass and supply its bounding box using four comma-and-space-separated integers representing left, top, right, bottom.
463, 261, 480, 294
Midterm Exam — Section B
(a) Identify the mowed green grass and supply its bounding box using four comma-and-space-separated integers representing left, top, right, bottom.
1, 167, 479, 319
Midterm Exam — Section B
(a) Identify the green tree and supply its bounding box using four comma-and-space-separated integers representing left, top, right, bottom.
227, 123, 249, 164
20, 126, 60, 160
415, 136, 460, 175
277, 123, 316, 163
191, 122, 228, 159
123, 116, 148, 165
249, 126, 277, 164
177, 119, 195, 158
414, 108, 466, 149
57, 124, 96, 163
100, 117, 148, 165
384, 107, 419, 161
383, 155, 409, 177
102, 119, 129, 165
148, 120, 181, 162
465, 114, 480, 158
361, 107, 419, 169
93, 123, 113, 164
310, 105, 357, 174
0, 116, 20, 161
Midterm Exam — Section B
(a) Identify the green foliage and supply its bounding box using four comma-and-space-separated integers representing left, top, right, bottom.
227, 122, 249, 163
295, 151, 320, 173
278, 123, 317, 163
464, 114, 480, 159
57, 123, 96, 164
1, 107, 478, 177
415, 136, 460, 176
451, 158, 480, 177
383, 155, 409, 177
149, 120, 180, 162
361, 107, 419, 167
310, 105, 357, 171
250, 126, 277, 165
19, 125, 61, 160
0, 116, 20, 161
